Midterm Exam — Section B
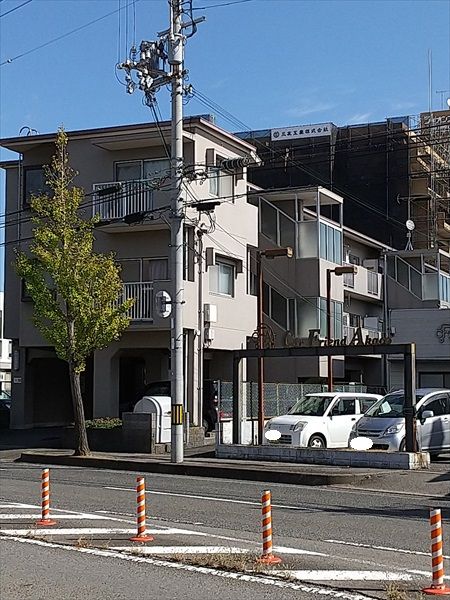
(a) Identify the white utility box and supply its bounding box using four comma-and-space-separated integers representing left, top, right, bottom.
133, 395, 172, 444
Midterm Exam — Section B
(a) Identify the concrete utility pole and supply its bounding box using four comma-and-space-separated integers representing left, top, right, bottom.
117, 0, 204, 463
168, 0, 185, 463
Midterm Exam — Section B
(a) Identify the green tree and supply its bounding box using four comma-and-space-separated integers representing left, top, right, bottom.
16, 129, 133, 456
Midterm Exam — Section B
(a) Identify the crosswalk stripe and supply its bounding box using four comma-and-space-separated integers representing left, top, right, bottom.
272, 570, 415, 581
0, 514, 110, 520
111, 546, 250, 554
0, 527, 208, 536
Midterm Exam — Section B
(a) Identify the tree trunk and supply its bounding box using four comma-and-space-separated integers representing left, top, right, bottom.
69, 362, 90, 456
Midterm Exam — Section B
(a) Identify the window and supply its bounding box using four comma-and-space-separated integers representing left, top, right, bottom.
209, 167, 220, 196
144, 159, 170, 181
116, 161, 142, 181
271, 287, 287, 329
358, 396, 377, 414
421, 395, 450, 418
0, 310, 2, 340
23, 166, 51, 207
119, 260, 140, 282
349, 254, 360, 266
319, 222, 342, 264
349, 313, 361, 327
209, 260, 235, 296
419, 372, 450, 388
331, 397, 356, 416
142, 258, 169, 281
319, 298, 343, 338
367, 271, 379, 295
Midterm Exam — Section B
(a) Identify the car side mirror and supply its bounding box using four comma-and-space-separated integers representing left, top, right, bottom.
421, 410, 434, 420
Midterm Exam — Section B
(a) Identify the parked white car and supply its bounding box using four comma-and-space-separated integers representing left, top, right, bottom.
264, 392, 382, 448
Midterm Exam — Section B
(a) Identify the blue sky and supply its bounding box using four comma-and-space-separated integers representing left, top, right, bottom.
0, 0, 450, 287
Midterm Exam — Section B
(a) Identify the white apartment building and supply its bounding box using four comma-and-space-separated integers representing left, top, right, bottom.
1, 117, 259, 428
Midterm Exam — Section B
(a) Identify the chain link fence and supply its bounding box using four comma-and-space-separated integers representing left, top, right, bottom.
218, 381, 369, 420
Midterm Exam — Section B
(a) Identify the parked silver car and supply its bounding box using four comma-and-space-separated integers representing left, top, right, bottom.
349, 388, 450, 454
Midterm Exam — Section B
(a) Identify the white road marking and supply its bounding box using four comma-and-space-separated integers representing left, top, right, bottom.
406, 569, 450, 581
0, 514, 110, 520
0, 527, 207, 536
325, 538, 450, 560
272, 570, 414, 582
273, 546, 327, 556
104, 486, 310, 512
112, 546, 250, 554
0, 534, 377, 600
0, 502, 135, 524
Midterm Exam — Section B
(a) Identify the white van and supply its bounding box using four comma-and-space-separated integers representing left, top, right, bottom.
264, 392, 382, 448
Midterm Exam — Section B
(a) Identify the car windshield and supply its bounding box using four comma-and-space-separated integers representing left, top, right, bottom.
364, 392, 425, 418
288, 395, 334, 417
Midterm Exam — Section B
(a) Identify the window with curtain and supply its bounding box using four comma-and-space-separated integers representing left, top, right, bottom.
142, 258, 169, 281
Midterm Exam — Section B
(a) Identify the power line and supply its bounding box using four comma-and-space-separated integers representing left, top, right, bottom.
0, 0, 140, 67
0, 0, 32, 19
193, 0, 253, 9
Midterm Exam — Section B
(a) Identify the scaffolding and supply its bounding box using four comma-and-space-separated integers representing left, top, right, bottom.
407, 110, 450, 251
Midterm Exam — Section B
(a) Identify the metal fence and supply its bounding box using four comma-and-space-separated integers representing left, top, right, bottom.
218, 381, 370, 420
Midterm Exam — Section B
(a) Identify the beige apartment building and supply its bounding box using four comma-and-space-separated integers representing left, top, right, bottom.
1, 117, 259, 428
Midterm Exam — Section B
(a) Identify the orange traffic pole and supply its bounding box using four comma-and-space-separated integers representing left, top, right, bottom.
35, 468, 56, 526
422, 508, 450, 595
257, 490, 281, 565
129, 476, 154, 543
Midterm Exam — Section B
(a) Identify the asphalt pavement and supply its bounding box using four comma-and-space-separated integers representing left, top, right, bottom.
1, 459, 449, 599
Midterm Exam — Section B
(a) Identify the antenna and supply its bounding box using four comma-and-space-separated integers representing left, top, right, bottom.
405, 219, 415, 251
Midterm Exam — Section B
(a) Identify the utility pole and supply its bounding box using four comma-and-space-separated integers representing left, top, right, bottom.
168, 0, 184, 463
117, 0, 204, 463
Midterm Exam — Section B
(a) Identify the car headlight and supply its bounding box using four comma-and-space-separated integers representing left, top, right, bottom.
351, 423, 358, 432
289, 421, 307, 432
383, 423, 404, 436
264, 421, 273, 430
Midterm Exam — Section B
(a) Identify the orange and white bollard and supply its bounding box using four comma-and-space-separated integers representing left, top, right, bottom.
129, 476, 154, 543
257, 490, 281, 564
35, 468, 56, 526
422, 508, 450, 595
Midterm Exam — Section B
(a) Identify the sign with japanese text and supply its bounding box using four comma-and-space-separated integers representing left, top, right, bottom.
271, 123, 333, 141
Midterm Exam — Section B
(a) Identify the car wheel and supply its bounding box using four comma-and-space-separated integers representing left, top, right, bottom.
203, 419, 211, 433
308, 434, 326, 449
399, 439, 406, 452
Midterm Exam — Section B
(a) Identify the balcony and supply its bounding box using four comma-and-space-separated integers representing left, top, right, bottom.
92, 180, 154, 222
343, 264, 382, 300
122, 282, 154, 322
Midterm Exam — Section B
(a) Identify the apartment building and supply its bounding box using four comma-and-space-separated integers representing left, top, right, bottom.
386, 248, 450, 388
1, 117, 259, 429
246, 185, 388, 388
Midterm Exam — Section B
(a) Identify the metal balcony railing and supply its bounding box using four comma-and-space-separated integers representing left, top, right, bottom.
122, 282, 154, 321
92, 180, 154, 221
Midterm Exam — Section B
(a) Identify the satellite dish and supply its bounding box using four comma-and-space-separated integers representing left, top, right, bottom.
406, 219, 415, 231
155, 290, 172, 318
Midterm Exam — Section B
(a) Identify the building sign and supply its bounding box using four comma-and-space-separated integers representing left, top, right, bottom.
271, 122, 333, 141
285, 328, 393, 349
420, 110, 450, 139
436, 324, 450, 344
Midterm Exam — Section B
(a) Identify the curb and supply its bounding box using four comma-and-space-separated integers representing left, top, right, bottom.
18, 452, 374, 486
